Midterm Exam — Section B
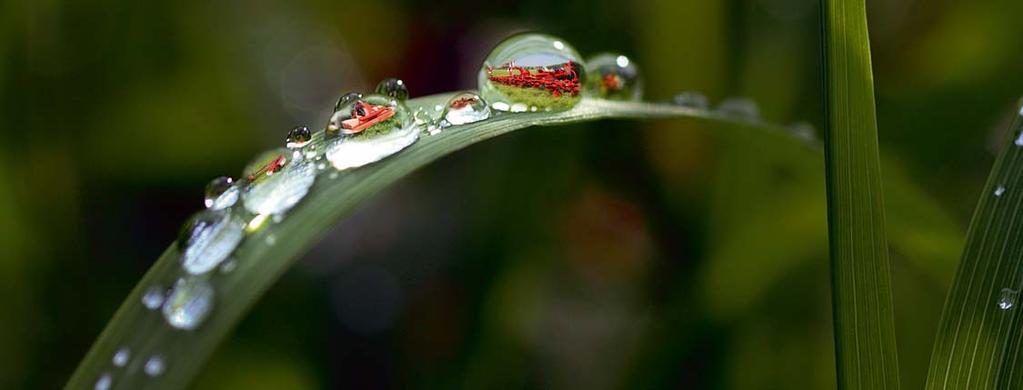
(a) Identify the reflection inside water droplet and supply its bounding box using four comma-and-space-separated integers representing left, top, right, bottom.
178, 209, 244, 275
442, 92, 491, 126
584, 53, 642, 101
375, 78, 410, 101
286, 126, 312, 149
478, 33, 585, 112
112, 347, 130, 367
242, 148, 317, 216
161, 277, 214, 330
142, 286, 165, 310
325, 95, 419, 170
144, 355, 165, 376
999, 288, 1018, 310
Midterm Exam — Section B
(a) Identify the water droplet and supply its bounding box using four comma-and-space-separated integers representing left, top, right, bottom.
786, 122, 819, 145
325, 95, 419, 170
241, 148, 317, 216
203, 176, 239, 210
286, 126, 312, 149
95, 373, 112, 390
112, 347, 130, 367
1014, 131, 1023, 146
162, 277, 214, 330
995, 185, 1006, 197
142, 286, 165, 310
478, 33, 585, 112
144, 355, 165, 377
584, 53, 642, 101
375, 78, 409, 101
177, 209, 244, 275
716, 97, 760, 119
334, 92, 363, 112
265, 234, 276, 245
999, 288, 1018, 310
442, 92, 491, 126
671, 91, 709, 109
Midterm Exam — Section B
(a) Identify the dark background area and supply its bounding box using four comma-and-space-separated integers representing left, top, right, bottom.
3, 0, 1023, 388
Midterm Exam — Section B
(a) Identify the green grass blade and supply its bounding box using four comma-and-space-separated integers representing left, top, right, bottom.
926, 103, 1023, 388
63, 95, 804, 389
820, 0, 902, 387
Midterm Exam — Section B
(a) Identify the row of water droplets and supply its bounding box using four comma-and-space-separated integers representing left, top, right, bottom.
97, 32, 787, 388
994, 104, 1023, 313
93, 32, 650, 389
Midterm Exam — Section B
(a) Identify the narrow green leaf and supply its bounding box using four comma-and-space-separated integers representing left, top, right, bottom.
820, 0, 902, 387
63, 95, 800, 389
926, 102, 1023, 388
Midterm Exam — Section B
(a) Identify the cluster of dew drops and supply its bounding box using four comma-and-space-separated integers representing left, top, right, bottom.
992, 104, 1023, 314
93, 33, 774, 389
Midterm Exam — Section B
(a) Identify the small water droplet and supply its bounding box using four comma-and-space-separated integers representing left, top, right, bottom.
144, 355, 165, 377
325, 95, 419, 170
112, 347, 130, 367
178, 209, 244, 275
203, 176, 239, 210
265, 234, 276, 245
442, 92, 491, 126
94, 373, 112, 390
786, 122, 819, 145
242, 148, 317, 216
329, 172, 338, 179
286, 126, 312, 149
142, 286, 165, 310
584, 53, 642, 101
375, 78, 409, 101
670, 91, 709, 109
316, 162, 326, 170
271, 214, 284, 223
995, 186, 1006, 197
479, 33, 585, 112
999, 288, 1018, 310
334, 92, 363, 112
1014, 131, 1023, 146
716, 97, 760, 119
162, 277, 214, 330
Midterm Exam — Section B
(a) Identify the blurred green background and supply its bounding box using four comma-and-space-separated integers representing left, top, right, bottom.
3, 0, 1023, 388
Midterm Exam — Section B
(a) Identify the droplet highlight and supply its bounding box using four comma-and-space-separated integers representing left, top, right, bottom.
241, 149, 316, 216
995, 186, 1006, 197
161, 277, 214, 330
375, 78, 410, 101
325, 95, 419, 170
478, 33, 585, 112
999, 288, 1018, 310
203, 176, 239, 210
144, 355, 165, 377
95, 373, 112, 390
142, 286, 165, 310
1015, 131, 1023, 146
178, 208, 244, 275
584, 53, 641, 101
112, 347, 130, 367
442, 92, 491, 126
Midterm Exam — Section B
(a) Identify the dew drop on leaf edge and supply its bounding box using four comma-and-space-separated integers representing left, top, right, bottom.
325, 94, 419, 171
144, 355, 165, 377
478, 33, 585, 112
161, 277, 214, 330
584, 53, 642, 101
443, 92, 491, 126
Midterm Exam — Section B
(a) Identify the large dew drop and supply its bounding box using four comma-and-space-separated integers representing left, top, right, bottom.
203, 176, 239, 210
325, 94, 419, 170
241, 149, 316, 216
584, 53, 641, 101
178, 208, 244, 275
478, 33, 585, 112
442, 92, 491, 126
161, 277, 214, 330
